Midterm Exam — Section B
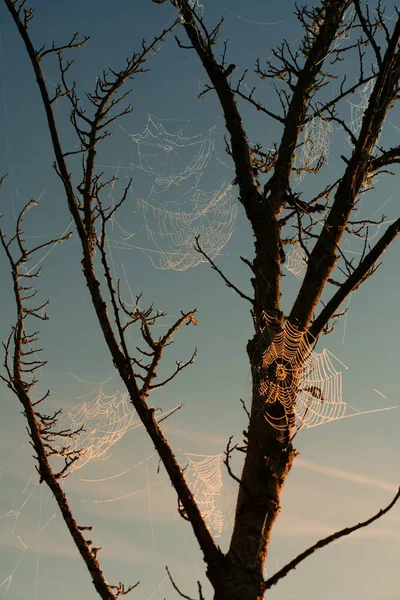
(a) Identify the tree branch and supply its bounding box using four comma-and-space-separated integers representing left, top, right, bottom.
165, 566, 197, 600
290, 13, 400, 330
309, 215, 400, 339
264, 487, 400, 590
5, 0, 223, 579
194, 235, 254, 304
172, 0, 260, 210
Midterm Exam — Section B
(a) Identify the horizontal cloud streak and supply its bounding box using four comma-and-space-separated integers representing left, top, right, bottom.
276, 516, 398, 540
296, 458, 397, 493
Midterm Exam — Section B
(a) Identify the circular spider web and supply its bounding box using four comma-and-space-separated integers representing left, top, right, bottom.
259, 314, 346, 431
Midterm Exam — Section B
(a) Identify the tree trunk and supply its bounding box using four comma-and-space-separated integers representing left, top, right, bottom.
221, 331, 297, 600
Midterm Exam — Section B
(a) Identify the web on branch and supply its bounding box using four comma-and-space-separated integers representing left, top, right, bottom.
284, 243, 308, 279
348, 79, 374, 138
183, 453, 223, 538
126, 115, 216, 192
114, 116, 238, 271
131, 182, 238, 271
57, 388, 184, 474
258, 314, 397, 433
295, 116, 332, 182
57, 389, 138, 474
259, 314, 345, 432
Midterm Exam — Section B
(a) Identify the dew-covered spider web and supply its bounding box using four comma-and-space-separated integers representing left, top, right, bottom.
295, 116, 333, 182
57, 388, 182, 474
258, 313, 396, 433
56, 389, 138, 474
133, 182, 238, 271
112, 116, 238, 271
182, 453, 224, 538
348, 78, 374, 139
284, 242, 308, 279
124, 115, 216, 192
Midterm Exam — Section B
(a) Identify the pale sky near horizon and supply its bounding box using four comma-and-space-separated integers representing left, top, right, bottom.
0, 1, 399, 599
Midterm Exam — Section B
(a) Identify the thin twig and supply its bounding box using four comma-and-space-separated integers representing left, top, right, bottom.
194, 236, 254, 304
165, 566, 197, 600
264, 487, 400, 590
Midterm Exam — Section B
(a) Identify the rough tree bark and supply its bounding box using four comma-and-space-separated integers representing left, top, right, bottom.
1, 0, 400, 599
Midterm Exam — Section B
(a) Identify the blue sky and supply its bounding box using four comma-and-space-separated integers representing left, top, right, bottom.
0, 1, 399, 599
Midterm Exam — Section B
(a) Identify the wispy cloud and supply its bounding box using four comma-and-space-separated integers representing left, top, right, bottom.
1, 528, 77, 560
275, 517, 332, 538
275, 515, 398, 540
162, 423, 227, 447
273, 458, 400, 540
295, 458, 397, 493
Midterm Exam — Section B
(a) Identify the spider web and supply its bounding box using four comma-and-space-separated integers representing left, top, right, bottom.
295, 116, 332, 182
57, 389, 138, 474
57, 389, 180, 474
259, 315, 345, 431
284, 243, 308, 278
258, 313, 395, 433
113, 116, 238, 271
125, 115, 216, 192
132, 182, 238, 271
348, 78, 374, 138
183, 453, 224, 537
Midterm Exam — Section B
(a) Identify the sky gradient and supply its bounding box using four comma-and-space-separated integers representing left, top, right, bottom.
0, 1, 399, 599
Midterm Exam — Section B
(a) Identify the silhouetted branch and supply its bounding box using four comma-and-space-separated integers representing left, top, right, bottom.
264, 487, 400, 590
194, 236, 254, 304
309, 215, 400, 339
4, 0, 223, 592
165, 566, 197, 600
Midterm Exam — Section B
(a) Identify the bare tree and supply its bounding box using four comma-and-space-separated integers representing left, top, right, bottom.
1, 0, 399, 599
